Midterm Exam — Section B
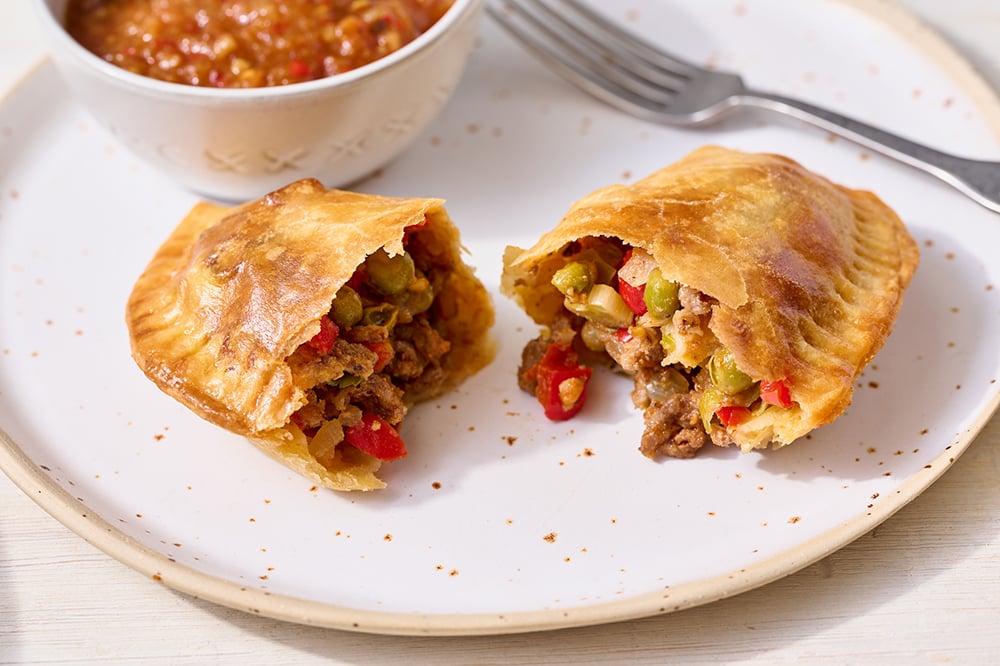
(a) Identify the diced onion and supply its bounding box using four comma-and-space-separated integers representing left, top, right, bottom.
580, 321, 606, 352
618, 247, 657, 287
558, 377, 586, 411
308, 419, 344, 468
644, 368, 690, 402
581, 284, 634, 328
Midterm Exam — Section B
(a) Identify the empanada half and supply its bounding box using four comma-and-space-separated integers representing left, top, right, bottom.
501, 146, 918, 457
127, 179, 494, 490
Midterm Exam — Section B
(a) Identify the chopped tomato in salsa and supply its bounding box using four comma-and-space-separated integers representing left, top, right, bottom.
65, 0, 456, 88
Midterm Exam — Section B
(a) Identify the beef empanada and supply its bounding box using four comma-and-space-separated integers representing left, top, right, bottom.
127, 179, 494, 490
501, 146, 918, 458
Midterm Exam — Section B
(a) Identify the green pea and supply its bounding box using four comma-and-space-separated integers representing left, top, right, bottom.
361, 303, 399, 331
644, 269, 680, 319
551, 261, 593, 296
330, 286, 363, 328
393, 279, 435, 317
366, 249, 415, 295
708, 348, 754, 395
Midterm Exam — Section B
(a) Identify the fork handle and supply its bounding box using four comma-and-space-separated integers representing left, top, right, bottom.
740, 90, 1000, 213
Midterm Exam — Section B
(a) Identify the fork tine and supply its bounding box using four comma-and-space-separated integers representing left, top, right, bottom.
490, 2, 1000, 213
525, 0, 691, 94
556, 0, 702, 79
488, 0, 681, 115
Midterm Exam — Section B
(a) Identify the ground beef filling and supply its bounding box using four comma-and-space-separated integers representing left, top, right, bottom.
517, 310, 713, 459
516, 240, 733, 459
286, 239, 453, 468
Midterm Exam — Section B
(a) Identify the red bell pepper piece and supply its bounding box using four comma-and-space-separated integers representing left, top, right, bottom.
615, 327, 633, 343
307, 316, 339, 354
346, 266, 366, 290
716, 405, 751, 427
289, 410, 311, 435
534, 343, 592, 421
403, 215, 430, 244
760, 379, 794, 408
362, 340, 394, 373
615, 248, 648, 315
618, 277, 648, 316
344, 413, 408, 461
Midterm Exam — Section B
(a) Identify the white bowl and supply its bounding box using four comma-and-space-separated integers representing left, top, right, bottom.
32, 0, 484, 201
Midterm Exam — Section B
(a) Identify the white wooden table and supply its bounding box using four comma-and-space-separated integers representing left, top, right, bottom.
2, 1, 998, 663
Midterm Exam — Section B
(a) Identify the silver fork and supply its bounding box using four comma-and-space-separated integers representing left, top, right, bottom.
487, 0, 1000, 214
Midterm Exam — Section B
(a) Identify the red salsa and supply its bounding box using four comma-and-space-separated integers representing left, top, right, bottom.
65, 0, 455, 88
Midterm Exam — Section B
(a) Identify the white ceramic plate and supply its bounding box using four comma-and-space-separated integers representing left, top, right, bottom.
2, 0, 1000, 636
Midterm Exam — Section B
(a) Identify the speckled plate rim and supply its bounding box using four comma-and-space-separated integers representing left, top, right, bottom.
1, 0, 1000, 637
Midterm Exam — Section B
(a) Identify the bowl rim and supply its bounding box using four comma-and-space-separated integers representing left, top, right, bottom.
31, 0, 483, 100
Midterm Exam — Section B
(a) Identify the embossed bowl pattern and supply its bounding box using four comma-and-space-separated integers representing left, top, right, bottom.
33, 0, 485, 201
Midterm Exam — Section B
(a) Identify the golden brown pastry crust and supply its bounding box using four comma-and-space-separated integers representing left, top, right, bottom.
127, 179, 494, 490
502, 146, 919, 449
